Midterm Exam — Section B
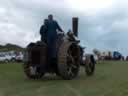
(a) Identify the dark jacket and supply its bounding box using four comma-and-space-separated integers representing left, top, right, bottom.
40, 25, 48, 42
47, 20, 63, 40
47, 20, 63, 58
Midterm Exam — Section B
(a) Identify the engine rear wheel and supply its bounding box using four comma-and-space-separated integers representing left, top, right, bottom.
23, 42, 47, 79
58, 41, 80, 80
23, 62, 44, 79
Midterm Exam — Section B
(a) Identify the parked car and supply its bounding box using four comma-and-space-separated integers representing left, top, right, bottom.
113, 51, 122, 60
16, 52, 23, 62
0, 54, 12, 62
7, 53, 16, 61
0, 54, 6, 62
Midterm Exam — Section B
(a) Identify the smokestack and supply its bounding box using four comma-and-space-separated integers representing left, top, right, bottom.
72, 17, 78, 37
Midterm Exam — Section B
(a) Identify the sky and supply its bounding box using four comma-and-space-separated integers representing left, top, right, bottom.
0, 0, 128, 56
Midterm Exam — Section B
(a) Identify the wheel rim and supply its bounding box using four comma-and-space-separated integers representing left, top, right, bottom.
29, 66, 39, 75
85, 55, 95, 75
66, 48, 79, 77
87, 62, 94, 73
24, 63, 44, 79
58, 41, 80, 80
23, 42, 47, 79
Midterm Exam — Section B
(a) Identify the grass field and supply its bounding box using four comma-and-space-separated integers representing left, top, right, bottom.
0, 61, 128, 96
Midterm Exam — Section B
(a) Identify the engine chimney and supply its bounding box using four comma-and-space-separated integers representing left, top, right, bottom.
72, 17, 78, 37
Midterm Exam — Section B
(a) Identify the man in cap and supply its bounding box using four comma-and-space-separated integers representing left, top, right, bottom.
40, 19, 48, 43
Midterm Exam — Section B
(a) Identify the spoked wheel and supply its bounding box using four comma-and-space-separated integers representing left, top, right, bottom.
23, 63, 44, 79
85, 55, 95, 76
23, 42, 47, 79
66, 49, 79, 78
58, 42, 80, 80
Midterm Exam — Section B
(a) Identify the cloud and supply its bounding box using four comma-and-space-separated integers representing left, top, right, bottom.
0, 0, 128, 56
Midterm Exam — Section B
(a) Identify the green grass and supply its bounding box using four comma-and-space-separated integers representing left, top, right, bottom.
0, 61, 128, 96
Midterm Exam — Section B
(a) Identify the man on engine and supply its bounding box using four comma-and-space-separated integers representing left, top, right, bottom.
46, 14, 64, 65
40, 19, 48, 43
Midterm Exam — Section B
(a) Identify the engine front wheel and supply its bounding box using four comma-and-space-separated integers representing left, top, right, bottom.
85, 55, 95, 76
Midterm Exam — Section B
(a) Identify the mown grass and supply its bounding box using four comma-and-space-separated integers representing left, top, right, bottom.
0, 61, 128, 96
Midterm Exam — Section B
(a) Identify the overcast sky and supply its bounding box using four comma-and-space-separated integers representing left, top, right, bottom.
0, 0, 128, 56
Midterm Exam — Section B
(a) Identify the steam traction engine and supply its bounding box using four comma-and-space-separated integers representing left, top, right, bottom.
23, 17, 95, 80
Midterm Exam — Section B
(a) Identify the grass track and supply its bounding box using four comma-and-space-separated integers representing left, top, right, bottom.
0, 61, 128, 96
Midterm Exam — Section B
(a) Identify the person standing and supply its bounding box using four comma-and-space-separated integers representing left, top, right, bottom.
40, 19, 48, 43
46, 14, 63, 64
